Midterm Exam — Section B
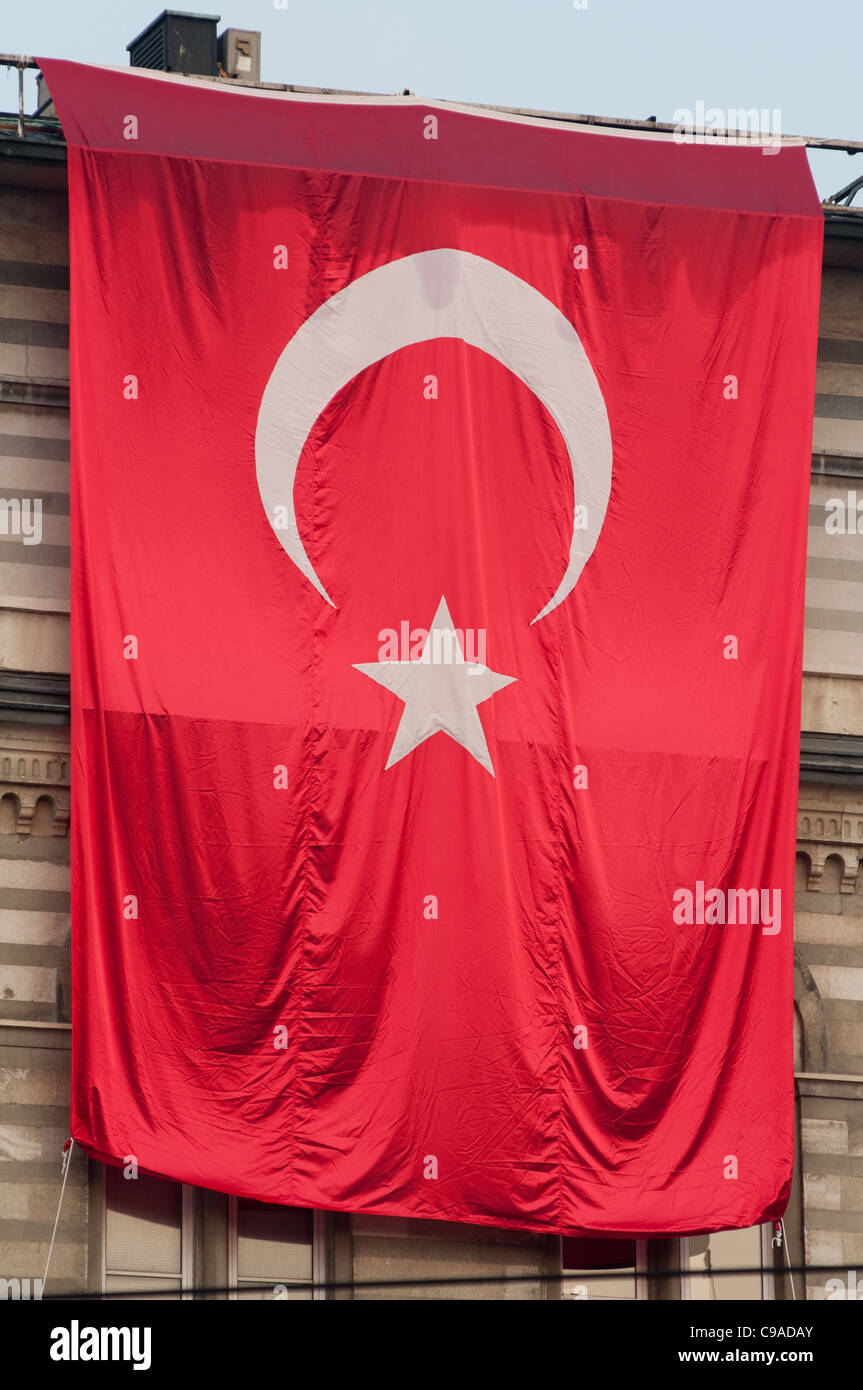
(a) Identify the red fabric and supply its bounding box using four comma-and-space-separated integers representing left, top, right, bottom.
43, 57, 823, 1236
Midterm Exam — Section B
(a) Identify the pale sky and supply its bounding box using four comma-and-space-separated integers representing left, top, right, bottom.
2, 0, 861, 198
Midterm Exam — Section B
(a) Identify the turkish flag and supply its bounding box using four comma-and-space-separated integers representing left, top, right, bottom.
42, 59, 822, 1236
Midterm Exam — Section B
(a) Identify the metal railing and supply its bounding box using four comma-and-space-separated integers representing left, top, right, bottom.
2, 49, 863, 153
0, 54, 39, 138
2, 50, 862, 204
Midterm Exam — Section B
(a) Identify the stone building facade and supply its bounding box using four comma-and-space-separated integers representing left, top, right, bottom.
0, 70, 861, 1301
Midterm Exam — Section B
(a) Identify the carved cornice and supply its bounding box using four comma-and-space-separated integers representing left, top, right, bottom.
0, 669, 70, 725
800, 732, 863, 785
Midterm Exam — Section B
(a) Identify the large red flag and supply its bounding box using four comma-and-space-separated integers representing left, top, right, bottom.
42, 58, 822, 1235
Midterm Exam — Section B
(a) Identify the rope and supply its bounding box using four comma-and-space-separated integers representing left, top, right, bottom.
42, 1137, 74, 1294
780, 1217, 797, 1300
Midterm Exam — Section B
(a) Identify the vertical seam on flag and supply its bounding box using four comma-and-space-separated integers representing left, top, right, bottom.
69, 143, 84, 1153
69, 146, 106, 1160
292, 578, 318, 1209
293, 194, 329, 1200
555, 607, 566, 1234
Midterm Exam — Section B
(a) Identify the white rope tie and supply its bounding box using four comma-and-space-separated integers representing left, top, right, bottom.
42, 1137, 74, 1294
779, 1217, 797, 1300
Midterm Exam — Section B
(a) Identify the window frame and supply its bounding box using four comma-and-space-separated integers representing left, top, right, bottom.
101, 1165, 194, 1299
680, 1223, 769, 1301
560, 1235, 649, 1300
226, 1196, 326, 1300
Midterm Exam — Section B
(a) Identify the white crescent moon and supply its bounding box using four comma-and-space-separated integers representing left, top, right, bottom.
255, 248, 612, 624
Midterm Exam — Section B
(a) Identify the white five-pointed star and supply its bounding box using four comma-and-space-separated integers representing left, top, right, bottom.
354, 597, 515, 776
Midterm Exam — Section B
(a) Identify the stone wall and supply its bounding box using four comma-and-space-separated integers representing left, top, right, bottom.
795, 785, 863, 1298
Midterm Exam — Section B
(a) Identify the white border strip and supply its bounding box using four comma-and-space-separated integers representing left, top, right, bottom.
52, 60, 804, 149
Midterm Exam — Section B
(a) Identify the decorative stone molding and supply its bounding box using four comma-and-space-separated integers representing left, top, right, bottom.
797, 842, 860, 893
797, 787, 863, 893
0, 726, 70, 838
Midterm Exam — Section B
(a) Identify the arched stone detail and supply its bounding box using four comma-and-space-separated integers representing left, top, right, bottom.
797, 841, 860, 894
0, 732, 71, 837
798, 842, 826, 890
793, 954, 827, 1073
30, 795, 56, 837
798, 790, 863, 895
0, 792, 20, 835
793, 1002, 804, 1072
821, 853, 845, 894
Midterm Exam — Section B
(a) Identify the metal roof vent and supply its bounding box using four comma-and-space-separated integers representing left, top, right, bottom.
127, 10, 221, 76
218, 28, 261, 84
